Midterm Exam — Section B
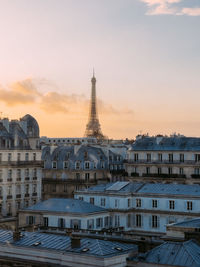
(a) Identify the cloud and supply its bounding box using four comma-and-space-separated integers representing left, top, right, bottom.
0, 78, 134, 119
0, 79, 39, 106
140, 0, 200, 16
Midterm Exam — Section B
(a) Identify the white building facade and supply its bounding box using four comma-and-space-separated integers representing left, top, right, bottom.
75, 182, 200, 235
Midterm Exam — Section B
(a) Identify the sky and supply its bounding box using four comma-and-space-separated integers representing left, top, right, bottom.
0, 0, 200, 139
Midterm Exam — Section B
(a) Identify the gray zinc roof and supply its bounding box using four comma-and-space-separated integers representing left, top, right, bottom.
135, 240, 200, 267
84, 182, 143, 193
24, 198, 107, 214
131, 136, 200, 151
169, 218, 200, 229
0, 230, 137, 257
138, 183, 200, 196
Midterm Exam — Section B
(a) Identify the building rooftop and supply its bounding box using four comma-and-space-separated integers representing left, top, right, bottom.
131, 240, 200, 267
0, 229, 137, 257
77, 181, 200, 197
138, 183, 200, 196
131, 136, 200, 151
169, 218, 200, 229
24, 198, 107, 214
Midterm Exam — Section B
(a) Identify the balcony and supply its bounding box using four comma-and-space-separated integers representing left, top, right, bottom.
32, 192, 37, 196
142, 173, 186, 179
16, 194, 21, 198
16, 177, 21, 182
0, 161, 43, 167
126, 160, 200, 165
7, 178, 12, 182
130, 172, 140, 177
25, 193, 29, 198
191, 174, 200, 179
25, 177, 30, 181
33, 177, 37, 180
7, 195, 12, 199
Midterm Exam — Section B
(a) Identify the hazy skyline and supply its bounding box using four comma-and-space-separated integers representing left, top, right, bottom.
0, 0, 200, 139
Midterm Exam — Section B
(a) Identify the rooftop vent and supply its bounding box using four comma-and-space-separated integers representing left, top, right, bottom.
33, 241, 41, 246
114, 247, 123, 251
82, 248, 90, 252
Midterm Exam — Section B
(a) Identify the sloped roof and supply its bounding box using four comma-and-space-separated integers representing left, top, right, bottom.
23, 198, 107, 214
131, 136, 200, 151
0, 230, 137, 257
84, 182, 143, 193
134, 240, 200, 267
169, 218, 200, 229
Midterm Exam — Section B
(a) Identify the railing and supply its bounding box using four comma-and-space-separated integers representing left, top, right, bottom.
16, 194, 21, 198
126, 160, 200, 165
7, 178, 12, 182
7, 195, 12, 199
142, 173, 186, 178
25, 177, 30, 181
16, 177, 21, 182
0, 160, 43, 166
25, 193, 29, 197
32, 192, 37, 196
33, 177, 37, 180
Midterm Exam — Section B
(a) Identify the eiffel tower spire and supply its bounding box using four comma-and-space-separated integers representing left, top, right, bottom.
85, 72, 104, 139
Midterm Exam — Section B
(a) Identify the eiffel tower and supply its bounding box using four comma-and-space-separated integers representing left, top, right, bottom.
85, 72, 104, 139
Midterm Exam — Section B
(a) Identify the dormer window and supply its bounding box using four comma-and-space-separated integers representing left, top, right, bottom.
84, 161, 90, 170
63, 161, 69, 169
52, 161, 57, 169
75, 161, 80, 170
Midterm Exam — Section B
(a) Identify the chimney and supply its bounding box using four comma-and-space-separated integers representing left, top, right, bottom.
13, 212, 21, 241
71, 235, 81, 249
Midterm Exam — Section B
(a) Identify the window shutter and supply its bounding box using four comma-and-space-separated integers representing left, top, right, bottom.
33, 216, 36, 224
141, 215, 143, 227
70, 219, 73, 228
132, 214, 135, 227
157, 216, 160, 228
26, 216, 29, 225
78, 220, 81, 229
149, 215, 152, 228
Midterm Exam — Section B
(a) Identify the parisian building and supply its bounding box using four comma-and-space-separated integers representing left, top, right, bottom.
125, 134, 200, 184
0, 114, 42, 218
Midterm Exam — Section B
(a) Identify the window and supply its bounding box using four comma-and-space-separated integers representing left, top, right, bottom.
127, 214, 131, 227
33, 184, 37, 193
17, 169, 21, 179
152, 199, 158, 208
195, 168, 200, 175
0, 187, 2, 196
136, 214, 142, 227
84, 161, 90, 170
115, 199, 119, 208
90, 197, 94, 204
101, 161, 105, 169
180, 154, 184, 162
33, 153, 36, 161
52, 161, 57, 169
96, 218, 103, 228
179, 168, 184, 175
63, 161, 68, 169
75, 161, 80, 170
104, 216, 109, 228
85, 173, 90, 181
0, 153, 2, 162
76, 173, 80, 180
134, 153, 138, 162
147, 153, 151, 162
7, 186, 12, 195
100, 198, 106, 206
7, 203, 12, 215
8, 169, 12, 179
25, 153, 29, 161
94, 173, 97, 180
79, 196, 83, 201
25, 201, 29, 207
63, 184, 67, 192
44, 217, 49, 227
127, 198, 131, 208
17, 153, 21, 161
168, 167, 172, 175
136, 198, 141, 208
195, 154, 200, 162
52, 184, 56, 192
28, 216, 35, 225
58, 218, 65, 228
8, 153, 11, 161
152, 215, 159, 228
114, 215, 120, 227
25, 168, 29, 177
158, 153, 162, 162
17, 201, 20, 209
146, 167, 150, 174
33, 168, 37, 177
94, 162, 97, 169
169, 200, 175, 210
187, 201, 193, 211
157, 167, 162, 175
169, 153, 173, 163
25, 184, 29, 194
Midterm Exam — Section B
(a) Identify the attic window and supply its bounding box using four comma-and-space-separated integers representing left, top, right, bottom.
82, 248, 90, 252
32, 242, 41, 246
114, 247, 123, 251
